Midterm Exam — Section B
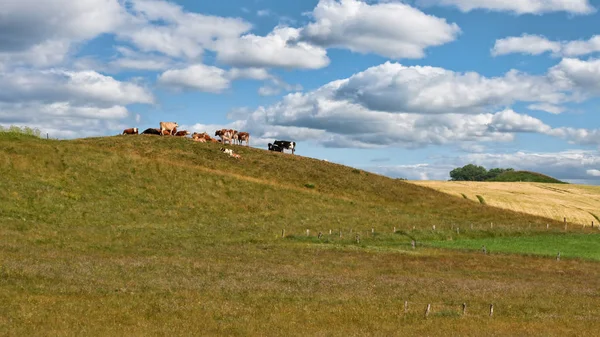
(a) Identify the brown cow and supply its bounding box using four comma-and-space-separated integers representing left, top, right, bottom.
159, 121, 178, 136
174, 130, 190, 137
237, 132, 250, 146
122, 127, 138, 135
215, 129, 233, 144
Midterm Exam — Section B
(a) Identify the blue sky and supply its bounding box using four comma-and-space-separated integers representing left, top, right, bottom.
1, 0, 600, 183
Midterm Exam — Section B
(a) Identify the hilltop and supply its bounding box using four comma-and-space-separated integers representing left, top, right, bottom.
1, 132, 599, 336
487, 170, 566, 183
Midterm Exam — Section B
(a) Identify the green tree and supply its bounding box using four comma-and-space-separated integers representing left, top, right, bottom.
450, 164, 488, 181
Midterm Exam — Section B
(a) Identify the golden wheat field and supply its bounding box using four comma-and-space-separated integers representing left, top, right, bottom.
410, 181, 600, 226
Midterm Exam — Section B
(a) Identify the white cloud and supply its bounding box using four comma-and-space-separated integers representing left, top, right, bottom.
109, 46, 173, 71
0, 69, 154, 106
527, 103, 565, 114
492, 34, 600, 57
113, 0, 251, 60
418, 0, 595, 15
227, 68, 272, 81
257, 9, 272, 17
301, 0, 460, 59
548, 58, 600, 94
219, 60, 600, 149
158, 64, 230, 93
587, 169, 600, 177
214, 26, 330, 69
333, 62, 565, 114
492, 34, 561, 56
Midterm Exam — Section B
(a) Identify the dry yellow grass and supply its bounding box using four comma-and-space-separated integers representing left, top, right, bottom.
410, 181, 600, 226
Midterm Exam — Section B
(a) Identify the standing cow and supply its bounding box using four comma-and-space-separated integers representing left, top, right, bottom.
273, 140, 296, 154
215, 129, 233, 144
159, 122, 178, 136
237, 132, 250, 146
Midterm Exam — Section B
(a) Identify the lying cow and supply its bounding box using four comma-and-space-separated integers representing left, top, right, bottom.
273, 140, 296, 154
122, 127, 138, 135
141, 128, 161, 135
174, 130, 190, 137
159, 121, 178, 136
220, 147, 241, 159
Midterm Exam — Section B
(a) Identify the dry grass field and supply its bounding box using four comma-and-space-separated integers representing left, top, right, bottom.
1, 130, 599, 336
411, 181, 600, 226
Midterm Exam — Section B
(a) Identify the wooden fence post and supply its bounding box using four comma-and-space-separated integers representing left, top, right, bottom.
432, 225, 436, 231
329, 229, 332, 235
482, 245, 487, 255
393, 226, 396, 233
404, 301, 408, 313
411, 240, 415, 249
592, 221, 594, 229
339, 229, 342, 238
557, 251, 561, 261
306, 229, 310, 236
462, 303, 467, 315
564, 217, 567, 230
355, 234, 360, 244
424, 304, 431, 318
546, 224, 549, 230
489, 304, 494, 317
281, 229, 285, 238
456, 227, 460, 235
318, 232, 323, 239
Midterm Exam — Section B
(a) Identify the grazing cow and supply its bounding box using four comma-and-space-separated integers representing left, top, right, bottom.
174, 130, 190, 137
273, 140, 296, 154
161, 129, 173, 136
141, 128, 161, 135
237, 132, 250, 146
122, 127, 138, 135
159, 121, 178, 136
215, 129, 233, 144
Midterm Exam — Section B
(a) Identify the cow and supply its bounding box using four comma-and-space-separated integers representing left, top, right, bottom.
141, 128, 161, 135
236, 132, 250, 146
220, 147, 233, 155
122, 127, 138, 135
192, 132, 215, 142
174, 130, 190, 137
159, 121, 178, 136
268, 143, 283, 152
161, 129, 173, 136
220, 147, 241, 159
273, 140, 296, 154
215, 129, 233, 144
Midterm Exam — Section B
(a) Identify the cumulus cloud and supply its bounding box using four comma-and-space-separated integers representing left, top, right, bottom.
213, 26, 330, 69
118, 0, 251, 60
587, 169, 600, 177
333, 62, 564, 114
527, 103, 565, 115
0, 69, 153, 106
492, 34, 561, 56
158, 64, 231, 93
548, 58, 600, 94
418, 0, 595, 15
492, 34, 600, 57
218, 60, 600, 149
300, 0, 460, 59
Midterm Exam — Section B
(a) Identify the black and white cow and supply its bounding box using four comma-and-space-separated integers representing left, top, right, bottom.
272, 140, 296, 154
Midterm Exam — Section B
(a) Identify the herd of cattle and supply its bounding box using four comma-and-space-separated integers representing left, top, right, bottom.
122, 121, 296, 155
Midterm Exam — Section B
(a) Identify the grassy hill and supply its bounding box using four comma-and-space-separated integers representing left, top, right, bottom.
1, 131, 600, 335
411, 180, 600, 226
487, 170, 566, 183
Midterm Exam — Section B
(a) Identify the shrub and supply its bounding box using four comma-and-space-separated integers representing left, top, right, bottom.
304, 183, 315, 189
0, 125, 42, 138
476, 195, 486, 205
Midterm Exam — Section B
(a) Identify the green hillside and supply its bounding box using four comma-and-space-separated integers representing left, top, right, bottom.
487, 170, 566, 183
1, 131, 599, 335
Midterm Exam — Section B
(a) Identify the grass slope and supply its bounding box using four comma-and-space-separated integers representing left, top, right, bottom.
412, 180, 600, 226
488, 170, 566, 183
2, 133, 600, 336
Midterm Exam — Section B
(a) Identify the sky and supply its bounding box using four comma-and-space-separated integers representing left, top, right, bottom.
1, 0, 600, 184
